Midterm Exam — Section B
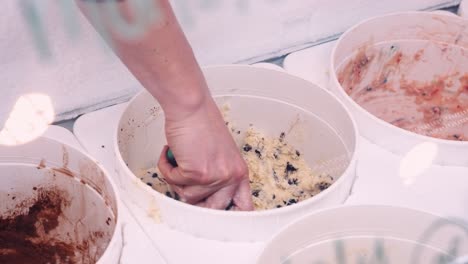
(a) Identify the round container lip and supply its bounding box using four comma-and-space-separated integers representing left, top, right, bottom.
114, 64, 360, 217
268, 203, 451, 236
330, 11, 468, 148
257, 204, 465, 262
1, 136, 124, 263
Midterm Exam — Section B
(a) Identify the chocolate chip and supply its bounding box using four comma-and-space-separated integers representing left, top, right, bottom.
237, 131, 241, 134
174, 192, 180, 201
286, 199, 297, 206
316, 182, 331, 191
252, 190, 260, 197
243, 144, 252, 152
225, 200, 235, 211
101, 145, 105, 148
365, 86, 373, 91
432, 106, 441, 114
276, 205, 282, 208
272, 194, 276, 200
146, 182, 153, 187
285, 162, 298, 173
273, 153, 279, 159
279, 132, 286, 141
152, 173, 159, 178
255, 149, 262, 158
453, 134, 462, 140
273, 170, 279, 181
165, 192, 173, 198
32, 187, 37, 191
295, 150, 300, 156
288, 178, 299, 185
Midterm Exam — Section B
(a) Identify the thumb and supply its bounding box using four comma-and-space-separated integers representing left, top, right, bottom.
157, 145, 198, 186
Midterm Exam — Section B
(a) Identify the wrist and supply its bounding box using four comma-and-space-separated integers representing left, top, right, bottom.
158, 81, 214, 122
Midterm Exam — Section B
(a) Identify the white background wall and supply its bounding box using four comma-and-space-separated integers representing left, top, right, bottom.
0, 0, 460, 125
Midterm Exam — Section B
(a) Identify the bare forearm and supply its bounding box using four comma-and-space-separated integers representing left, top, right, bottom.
76, 0, 210, 119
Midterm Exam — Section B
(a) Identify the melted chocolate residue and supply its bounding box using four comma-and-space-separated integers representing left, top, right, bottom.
0, 189, 75, 264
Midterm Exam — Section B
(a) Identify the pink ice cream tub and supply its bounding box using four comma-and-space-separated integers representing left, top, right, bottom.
330, 12, 468, 166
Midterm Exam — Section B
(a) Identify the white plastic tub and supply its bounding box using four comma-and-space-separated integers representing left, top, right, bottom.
460, 0, 468, 18
0, 137, 122, 263
257, 205, 468, 264
114, 65, 359, 242
330, 12, 468, 167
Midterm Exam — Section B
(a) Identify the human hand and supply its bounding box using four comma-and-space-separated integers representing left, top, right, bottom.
158, 97, 254, 211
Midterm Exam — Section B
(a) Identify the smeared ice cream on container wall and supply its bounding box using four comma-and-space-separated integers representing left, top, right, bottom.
330, 12, 468, 167
0, 137, 122, 263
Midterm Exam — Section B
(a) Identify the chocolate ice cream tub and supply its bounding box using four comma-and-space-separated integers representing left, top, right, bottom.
0, 137, 122, 263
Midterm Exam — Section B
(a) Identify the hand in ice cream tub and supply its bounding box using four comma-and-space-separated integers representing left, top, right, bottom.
76, 0, 254, 211
157, 98, 254, 211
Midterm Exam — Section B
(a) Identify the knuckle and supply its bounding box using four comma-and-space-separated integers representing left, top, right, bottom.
231, 162, 249, 182
192, 164, 211, 184
188, 158, 248, 185
218, 167, 232, 182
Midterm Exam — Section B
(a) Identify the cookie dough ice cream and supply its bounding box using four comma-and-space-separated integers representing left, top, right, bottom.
138, 127, 334, 210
